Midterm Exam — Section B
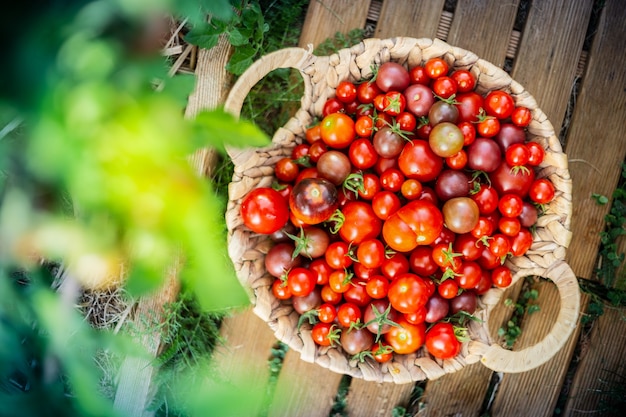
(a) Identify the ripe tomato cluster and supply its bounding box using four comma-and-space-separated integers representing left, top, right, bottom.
240, 57, 556, 362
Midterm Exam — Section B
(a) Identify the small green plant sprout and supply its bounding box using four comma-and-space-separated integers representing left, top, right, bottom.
498, 278, 541, 348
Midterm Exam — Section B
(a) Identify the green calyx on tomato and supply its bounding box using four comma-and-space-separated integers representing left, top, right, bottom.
260, 56, 557, 362
343, 171, 365, 194
362, 302, 401, 342
297, 308, 320, 330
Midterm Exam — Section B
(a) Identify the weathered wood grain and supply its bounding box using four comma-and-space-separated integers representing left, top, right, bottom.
446, 0, 520, 67
510, 0, 594, 136
211, 308, 278, 416
420, 363, 493, 417
564, 0, 626, 279
345, 379, 414, 417
373, 0, 445, 39
562, 306, 626, 416
298, 0, 372, 49
479, 1, 596, 415
489, 282, 585, 417
268, 351, 344, 417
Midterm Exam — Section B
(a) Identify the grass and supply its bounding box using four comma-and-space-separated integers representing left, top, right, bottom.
149, 290, 225, 416
497, 276, 541, 348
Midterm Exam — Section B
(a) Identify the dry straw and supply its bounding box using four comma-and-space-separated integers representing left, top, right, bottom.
223, 37, 579, 383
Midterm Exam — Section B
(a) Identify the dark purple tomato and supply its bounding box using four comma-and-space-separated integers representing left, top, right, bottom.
376, 62, 410, 93
467, 137, 502, 173
317, 150, 352, 185
429, 101, 459, 126
435, 169, 471, 201
341, 326, 375, 355
299, 227, 331, 259
493, 123, 526, 154
289, 178, 339, 225
265, 242, 302, 278
450, 290, 478, 315
269, 221, 298, 243
424, 293, 450, 323
519, 201, 539, 228
292, 287, 322, 314
404, 83, 435, 117
373, 126, 405, 158
363, 299, 399, 336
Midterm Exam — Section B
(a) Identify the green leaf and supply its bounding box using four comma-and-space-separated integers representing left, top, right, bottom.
192, 107, 269, 150
592, 193, 609, 205
226, 45, 256, 75
527, 304, 541, 314
159, 73, 197, 106
242, 2, 263, 28
173, 0, 233, 26
184, 23, 222, 49
202, 0, 235, 21
228, 27, 251, 46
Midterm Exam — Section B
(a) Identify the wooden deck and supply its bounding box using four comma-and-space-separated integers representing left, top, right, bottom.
207, 1, 626, 416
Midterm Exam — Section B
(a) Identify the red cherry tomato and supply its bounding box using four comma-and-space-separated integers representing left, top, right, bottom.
424, 57, 449, 79
425, 322, 462, 359
320, 112, 356, 149
529, 178, 556, 204
241, 187, 289, 234
335, 80, 357, 103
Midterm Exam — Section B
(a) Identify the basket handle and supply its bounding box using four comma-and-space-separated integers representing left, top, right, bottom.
224, 47, 313, 118
478, 261, 580, 373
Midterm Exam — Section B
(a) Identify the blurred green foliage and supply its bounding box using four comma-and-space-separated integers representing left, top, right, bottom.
1, 0, 270, 307
0, 0, 288, 416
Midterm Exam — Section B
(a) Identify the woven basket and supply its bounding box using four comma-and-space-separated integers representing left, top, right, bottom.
223, 37, 580, 383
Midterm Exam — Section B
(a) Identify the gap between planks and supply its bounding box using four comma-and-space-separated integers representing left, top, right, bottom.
366, 1, 587, 78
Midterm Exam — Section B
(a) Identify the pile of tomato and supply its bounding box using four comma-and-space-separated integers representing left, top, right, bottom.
239, 57, 556, 363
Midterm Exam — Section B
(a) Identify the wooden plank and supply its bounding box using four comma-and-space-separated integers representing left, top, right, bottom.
113, 272, 181, 417
211, 308, 278, 415
186, 34, 238, 177
269, 350, 344, 417
562, 306, 626, 416
373, 0, 445, 39
564, 0, 626, 279
489, 281, 585, 417
446, 0, 520, 67
477, 1, 597, 415
420, 364, 492, 417
345, 379, 414, 417
510, 0, 594, 134
559, 1, 626, 413
114, 33, 237, 417
298, 0, 372, 49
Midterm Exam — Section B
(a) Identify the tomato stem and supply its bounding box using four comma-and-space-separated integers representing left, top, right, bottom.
327, 209, 345, 234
